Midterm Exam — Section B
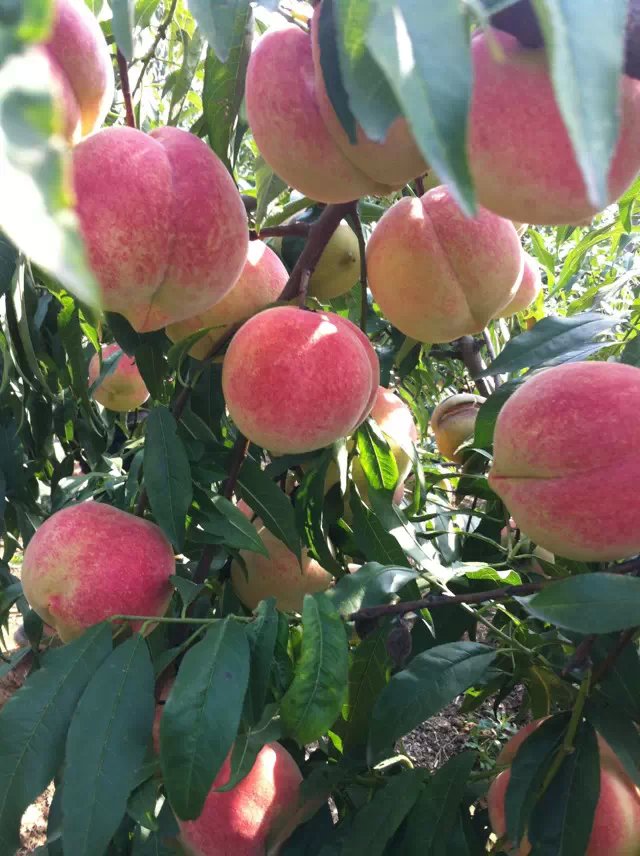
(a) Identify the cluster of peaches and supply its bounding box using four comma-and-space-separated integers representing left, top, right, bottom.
17, 2, 640, 852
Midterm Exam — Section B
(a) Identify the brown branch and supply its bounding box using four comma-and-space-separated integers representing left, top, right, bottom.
348, 581, 545, 622
345, 202, 368, 333
117, 50, 136, 129
591, 628, 638, 687
458, 335, 492, 398
250, 224, 311, 240
561, 634, 597, 678
278, 202, 354, 301
414, 175, 425, 197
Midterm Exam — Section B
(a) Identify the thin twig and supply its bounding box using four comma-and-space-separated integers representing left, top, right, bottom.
250, 224, 311, 240
346, 202, 368, 333
132, 0, 179, 96
117, 50, 136, 129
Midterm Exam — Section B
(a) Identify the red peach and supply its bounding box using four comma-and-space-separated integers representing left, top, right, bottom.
88, 343, 149, 411
72, 126, 248, 332
245, 24, 390, 203
367, 386, 419, 482
488, 361, 640, 561
177, 743, 302, 856
43, 0, 114, 139
366, 187, 523, 343
165, 241, 288, 360
231, 523, 333, 612
495, 252, 542, 318
469, 30, 640, 225
311, 2, 426, 188
430, 393, 485, 463
222, 307, 379, 454
22, 503, 175, 642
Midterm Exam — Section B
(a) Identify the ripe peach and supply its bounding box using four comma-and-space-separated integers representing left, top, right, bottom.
222, 307, 379, 454
311, 3, 426, 188
495, 252, 542, 318
166, 241, 288, 360
88, 343, 149, 411
231, 523, 333, 612
245, 24, 390, 203
177, 743, 302, 856
469, 30, 640, 225
488, 721, 640, 855
22, 503, 175, 642
308, 221, 360, 301
489, 361, 640, 561
366, 187, 523, 343
72, 126, 248, 332
430, 393, 485, 463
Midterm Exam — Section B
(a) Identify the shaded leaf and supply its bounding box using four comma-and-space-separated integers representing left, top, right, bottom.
237, 457, 300, 560
187, 0, 250, 63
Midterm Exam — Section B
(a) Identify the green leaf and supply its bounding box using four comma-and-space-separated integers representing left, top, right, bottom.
472, 379, 522, 449
0, 234, 17, 297
342, 769, 425, 856
402, 751, 476, 855
236, 457, 300, 560
518, 573, 640, 634
62, 635, 155, 856
188, 0, 251, 63
200, 494, 268, 555
134, 341, 167, 402
481, 312, 620, 376
0, 52, 100, 309
585, 699, 640, 787
110, 0, 134, 60
254, 155, 287, 228
328, 561, 417, 615
533, 0, 628, 211
281, 593, 349, 745
143, 406, 192, 549
348, 488, 407, 565
621, 334, 640, 367
160, 618, 249, 819
216, 704, 282, 793
295, 450, 341, 574
0, 624, 112, 854
527, 721, 600, 855
368, 642, 496, 762
169, 28, 207, 122
591, 636, 640, 721
356, 420, 399, 495
244, 598, 279, 725
366, 0, 474, 213
203, 4, 253, 168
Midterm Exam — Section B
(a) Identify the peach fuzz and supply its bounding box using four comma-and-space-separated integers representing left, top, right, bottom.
366, 187, 523, 343
311, 2, 426, 188
469, 30, 640, 225
43, 0, 114, 139
231, 523, 333, 612
245, 24, 390, 203
72, 126, 248, 332
177, 743, 302, 856
22, 503, 175, 642
495, 252, 542, 318
88, 343, 149, 411
488, 721, 640, 855
430, 394, 485, 464
222, 307, 379, 454
488, 361, 640, 562
166, 241, 288, 360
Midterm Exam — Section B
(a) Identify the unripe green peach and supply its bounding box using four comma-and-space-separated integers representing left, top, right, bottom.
366, 187, 523, 343
88, 343, 149, 411
488, 361, 640, 561
22, 503, 175, 642
430, 394, 485, 463
308, 221, 360, 300
165, 241, 288, 360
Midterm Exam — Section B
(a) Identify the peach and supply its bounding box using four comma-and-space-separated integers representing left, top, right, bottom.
231, 523, 333, 612
72, 126, 248, 332
308, 220, 360, 301
245, 24, 390, 203
488, 361, 640, 561
430, 393, 485, 463
495, 252, 542, 318
166, 241, 288, 360
222, 306, 379, 454
366, 187, 523, 343
177, 743, 302, 856
488, 721, 640, 855
88, 343, 149, 411
22, 502, 175, 642
469, 30, 640, 225
311, 3, 426, 188
42, 0, 114, 139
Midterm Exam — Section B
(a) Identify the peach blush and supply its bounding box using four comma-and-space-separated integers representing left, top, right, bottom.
495, 252, 542, 318
430, 393, 485, 463
88, 343, 149, 411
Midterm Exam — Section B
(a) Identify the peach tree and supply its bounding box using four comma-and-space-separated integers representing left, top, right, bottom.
0, 0, 639, 854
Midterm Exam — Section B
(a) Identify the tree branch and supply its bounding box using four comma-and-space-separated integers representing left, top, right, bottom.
117, 50, 136, 129
250, 224, 311, 240
458, 335, 492, 398
590, 628, 638, 687
345, 202, 368, 333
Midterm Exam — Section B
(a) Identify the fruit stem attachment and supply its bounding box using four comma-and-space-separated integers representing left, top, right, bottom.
116, 50, 136, 129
